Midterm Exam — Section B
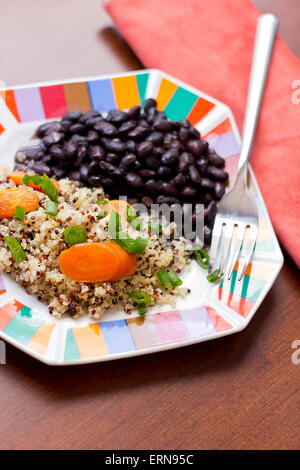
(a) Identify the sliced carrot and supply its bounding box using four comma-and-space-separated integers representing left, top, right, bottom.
59, 242, 118, 283
0, 186, 39, 218
108, 242, 137, 280
107, 199, 134, 226
8, 171, 61, 193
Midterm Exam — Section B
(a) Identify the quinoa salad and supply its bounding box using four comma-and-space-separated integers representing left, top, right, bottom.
0, 166, 192, 320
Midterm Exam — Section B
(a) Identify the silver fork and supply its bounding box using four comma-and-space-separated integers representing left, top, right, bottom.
208, 13, 278, 281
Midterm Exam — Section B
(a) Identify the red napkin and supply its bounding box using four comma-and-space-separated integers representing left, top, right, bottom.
106, 0, 300, 268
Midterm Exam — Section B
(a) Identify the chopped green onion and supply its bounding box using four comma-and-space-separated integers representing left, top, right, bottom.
130, 218, 142, 231
194, 248, 209, 269
115, 232, 148, 254
4, 236, 26, 264
22, 173, 42, 186
148, 222, 162, 234
64, 225, 87, 246
13, 206, 26, 221
130, 291, 152, 316
97, 210, 108, 220
46, 200, 58, 216
97, 199, 108, 205
108, 211, 148, 254
168, 271, 183, 287
157, 270, 171, 287
41, 174, 58, 202
126, 205, 137, 223
206, 269, 223, 283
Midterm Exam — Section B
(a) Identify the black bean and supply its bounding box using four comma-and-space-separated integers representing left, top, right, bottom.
128, 197, 138, 205
88, 175, 104, 187
215, 181, 225, 200
156, 195, 180, 204
69, 170, 81, 181
74, 146, 87, 167
85, 116, 104, 128
118, 120, 137, 134
80, 165, 89, 183
202, 192, 215, 203
173, 173, 186, 187
186, 139, 206, 156
24, 148, 43, 160
152, 146, 164, 158
94, 121, 117, 136
181, 118, 190, 128
37, 122, 56, 137
125, 172, 144, 189
54, 167, 67, 179
153, 119, 173, 132
62, 111, 83, 121
106, 153, 120, 165
86, 130, 100, 143
119, 154, 137, 170
146, 106, 156, 124
83, 110, 102, 120
145, 179, 161, 195
201, 178, 215, 190
142, 196, 153, 208
98, 176, 114, 189
70, 134, 87, 144
162, 182, 179, 197
49, 145, 65, 160
177, 152, 194, 173
127, 105, 140, 120
44, 122, 65, 134
146, 131, 164, 145
99, 161, 123, 179
206, 166, 229, 181
88, 160, 100, 176
63, 141, 77, 159
88, 144, 105, 160
189, 166, 202, 184
139, 169, 156, 179
125, 140, 136, 152
207, 150, 226, 167
195, 158, 208, 175
106, 109, 128, 124
42, 132, 64, 147
181, 186, 198, 198
178, 126, 190, 142
69, 123, 85, 134
189, 126, 201, 140
133, 161, 142, 171
206, 201, 217, 227
128, 125, 151, 140
136, 141, 153, 158
60, 120, 72, 132
157, 166, 173, 179
42, 155, 52, 164
144, 98, 157, 112
161, 148, 179, 165
145, 156, 160, 169
33, 162, 51, 176
101, 138, 126, 153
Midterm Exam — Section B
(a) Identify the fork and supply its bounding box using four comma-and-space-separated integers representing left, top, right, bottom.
208, 13, 278, 281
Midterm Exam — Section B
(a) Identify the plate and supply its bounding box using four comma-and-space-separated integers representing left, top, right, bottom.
0, 69, 283, 365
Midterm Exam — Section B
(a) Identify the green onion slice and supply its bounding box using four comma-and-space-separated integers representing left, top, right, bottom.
126, 205, 137, 223
64, 225, 87, 246
97, 199, 108, 205
148, 222, 162, 235
97, 210, 108, 220
13, 206, 26, 221
22, 173, 42, 186
194, 248, 210, 269
108, 210, 122, 238
4, 236, 26, 264
108, 211, 148, 254
206, 269, 223, 283
168, 271, 183, 287
157, 270, 171, 287
130, 218, 142, 231
46, 200, 58, 216
130, 291, 152, 316
137, 302, 147, 316
41, 174, 58, 202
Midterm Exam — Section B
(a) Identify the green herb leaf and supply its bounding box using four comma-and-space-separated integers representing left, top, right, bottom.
206, 269, 223, 283
108, 210, 122, 238
22, 173, 42, 186
46, 200, 58, 216
13, 206, 26, 221
97, 199, 108, 205
64, 225, 87, 246
97, 210, 108, 220
130, 218, 142, 231
157, 270, 171, 287
4, 236, 26, 264
126, 205, 137, 223
148, 221, 162, 235
194, 248, 210, 269
168, 271, 182, 287
41, 174, 58, 202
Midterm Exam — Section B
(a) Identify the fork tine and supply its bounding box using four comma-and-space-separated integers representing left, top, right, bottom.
237, 225, 258, 280
217, 223, 234, 276
227, 224, 246, 280
208, 217, 223, 275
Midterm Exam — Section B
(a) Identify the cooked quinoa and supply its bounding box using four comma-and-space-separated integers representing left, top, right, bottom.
0, 167, 192, 319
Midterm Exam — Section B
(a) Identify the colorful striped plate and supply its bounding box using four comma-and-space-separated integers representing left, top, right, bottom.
0, 69, 283, 365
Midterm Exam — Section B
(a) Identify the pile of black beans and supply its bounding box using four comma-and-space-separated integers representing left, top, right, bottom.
14, 99, 229, 244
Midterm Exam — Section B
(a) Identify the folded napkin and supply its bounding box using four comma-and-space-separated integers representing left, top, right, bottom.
106, 0, 300, 268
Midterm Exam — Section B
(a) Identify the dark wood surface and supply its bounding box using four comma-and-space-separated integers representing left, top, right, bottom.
0, 0, 300, 450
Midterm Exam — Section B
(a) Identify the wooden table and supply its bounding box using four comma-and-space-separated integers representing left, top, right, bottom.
0, 0, 300, 450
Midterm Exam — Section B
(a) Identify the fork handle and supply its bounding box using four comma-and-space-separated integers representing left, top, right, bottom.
238, 13, 278, 173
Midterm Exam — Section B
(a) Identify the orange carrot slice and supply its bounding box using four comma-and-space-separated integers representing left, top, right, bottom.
0, 186, 39, 218
108, 242, 137, 280
8, 171, 61, 193
59, 241, 122, 283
